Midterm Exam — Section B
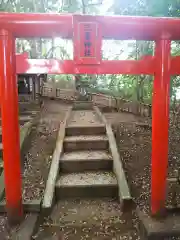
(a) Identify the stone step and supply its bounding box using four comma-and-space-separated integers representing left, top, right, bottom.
66, 125, 106, 136
67, 110, 102, 128
60, 150, 113, 173
63, 135, 109, 151
55, 171, 118, 199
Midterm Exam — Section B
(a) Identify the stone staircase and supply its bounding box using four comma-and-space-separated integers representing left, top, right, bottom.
55, 109, 118, 200
38, 107, 132, 239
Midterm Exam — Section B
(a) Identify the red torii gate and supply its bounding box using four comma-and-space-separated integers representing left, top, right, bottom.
1, 13, 180, 222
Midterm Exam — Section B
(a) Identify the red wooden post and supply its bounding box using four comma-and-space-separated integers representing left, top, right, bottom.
151, 39, 171, 216
0, 29, 23, 223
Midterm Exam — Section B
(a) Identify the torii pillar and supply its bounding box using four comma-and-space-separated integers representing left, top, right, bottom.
151, 39, 171, 216
0, 29, 23, 223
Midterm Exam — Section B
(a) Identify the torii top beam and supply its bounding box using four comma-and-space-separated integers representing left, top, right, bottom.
1, 12, 180, 40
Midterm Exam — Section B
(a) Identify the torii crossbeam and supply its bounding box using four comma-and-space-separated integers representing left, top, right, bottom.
0, 13, 179, 222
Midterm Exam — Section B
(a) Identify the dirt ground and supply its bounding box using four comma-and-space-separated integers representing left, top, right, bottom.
106, 111, 180, 213
108, 113, 151, 213
22, 99, 69, 201
36, 199, 140, 240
